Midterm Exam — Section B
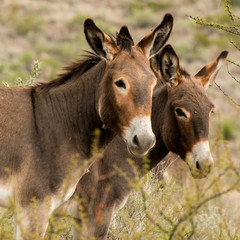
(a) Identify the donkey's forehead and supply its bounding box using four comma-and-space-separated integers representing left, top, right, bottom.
171, 80, 214, 110
114, 47, 151, 69
110, 48, 155, 80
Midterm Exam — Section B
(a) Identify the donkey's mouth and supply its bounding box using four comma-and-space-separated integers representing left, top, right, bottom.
126, 145, 149, 157
124, 116, 156, 156
185, 141, 214, 179
125, 136, 156, 157
185, 157, 213, 179
190, 170, 210, 179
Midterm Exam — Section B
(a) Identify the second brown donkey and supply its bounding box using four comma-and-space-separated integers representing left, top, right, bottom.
64, 45, 228, 239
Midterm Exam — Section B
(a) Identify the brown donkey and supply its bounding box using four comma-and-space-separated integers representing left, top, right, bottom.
64, 45, 228, 239
0, 16, 173, 239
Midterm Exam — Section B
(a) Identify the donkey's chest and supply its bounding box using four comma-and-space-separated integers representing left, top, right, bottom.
50, 168, 89, 213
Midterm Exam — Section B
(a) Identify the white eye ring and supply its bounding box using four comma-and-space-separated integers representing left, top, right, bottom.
174, 107, 190, 120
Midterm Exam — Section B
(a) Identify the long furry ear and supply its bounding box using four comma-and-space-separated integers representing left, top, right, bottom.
84, 18, 118, 61
159, 45, 183, 87
195, 51, 228, 89
136, 14, 173, 59
117, 25, 134, 52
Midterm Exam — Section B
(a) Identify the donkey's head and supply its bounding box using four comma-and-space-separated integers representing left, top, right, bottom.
84, 15, 173, 156
155, 45, 228, 178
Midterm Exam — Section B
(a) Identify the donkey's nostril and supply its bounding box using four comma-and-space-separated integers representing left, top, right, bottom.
196, 161, 201, 170
133, 135, 139, 146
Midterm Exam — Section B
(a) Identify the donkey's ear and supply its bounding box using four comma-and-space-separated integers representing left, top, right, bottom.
84, 18, 118, 61
137, 14, 173, 59
195, 51, 228, 90
159, 44, 183, 87
117, 25, 134, 50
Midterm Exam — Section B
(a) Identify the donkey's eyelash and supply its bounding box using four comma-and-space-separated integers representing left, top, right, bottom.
115, 79, 126, 89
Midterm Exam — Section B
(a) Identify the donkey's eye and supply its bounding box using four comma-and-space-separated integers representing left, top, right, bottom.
114, 79, 126, 89
175, 108, 187, 119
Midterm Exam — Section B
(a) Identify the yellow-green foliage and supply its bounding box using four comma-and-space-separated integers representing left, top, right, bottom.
221, 119, 239, 140
1, 2, 45, 36
0, 124, 239, 239
108, 136, 240, 240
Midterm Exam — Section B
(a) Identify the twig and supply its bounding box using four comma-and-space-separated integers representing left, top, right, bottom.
223, 0, 240, 22
214, 81, 240, 109
227, 59, 240, 68
224, 0, 234, 23
203, 167, 232, 195
227, 62, 240, 85
158, 210, 174, 226
141, 188, 169, 234
187, 219, 195, 240
168, 181, 238, 240
189, 16, 240, 36
230, 40, 240, 51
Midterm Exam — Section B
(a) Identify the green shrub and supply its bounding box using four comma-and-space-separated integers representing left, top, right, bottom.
67, 14, 89, 28
14, 15, 45, 36
221, 119, 238, 140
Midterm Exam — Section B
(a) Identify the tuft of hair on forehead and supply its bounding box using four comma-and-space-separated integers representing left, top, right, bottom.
180, 68, 191, 79
116, 26, 134, 53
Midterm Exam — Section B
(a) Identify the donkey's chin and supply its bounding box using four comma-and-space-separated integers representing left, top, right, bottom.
126, 145, 150, 157
186, 157, 213, 179
185, 141, 214, 179
189, 169, 210, 179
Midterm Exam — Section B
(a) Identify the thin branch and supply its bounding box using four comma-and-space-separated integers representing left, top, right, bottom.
227, 63, 240, 85
227, 59, 240, 68
189, 16, 240, 36
186, 219, 195, 240
158, 210, 174, 226
141, 188, 169, 234
214, 81, 240, 110
233, 14, 240, 20
224, 0, 234, 23
203, 167, 233, 196
230, 40, 240, 51
168, 180, 238, 240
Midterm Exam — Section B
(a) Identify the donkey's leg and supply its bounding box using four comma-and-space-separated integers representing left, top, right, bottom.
88, 204, 115, 240
61, 198, 83, 240
14, 203, 51, 240
68, 199, 115, 240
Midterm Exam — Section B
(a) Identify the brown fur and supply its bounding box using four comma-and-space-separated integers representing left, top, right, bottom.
0, 17, 174, 239
64, 45, 228, 240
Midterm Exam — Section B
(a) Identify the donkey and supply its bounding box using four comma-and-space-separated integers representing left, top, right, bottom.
0, 16, 174, 239
64, 45, 228, 239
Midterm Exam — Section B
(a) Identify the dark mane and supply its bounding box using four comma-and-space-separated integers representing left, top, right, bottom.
118, 38, 133, 53
36, 52, 102, 90
180, 68, 191, 79
116, 27, 134, 53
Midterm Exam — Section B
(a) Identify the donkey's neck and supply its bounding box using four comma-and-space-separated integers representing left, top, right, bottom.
34, 61, 114, 158
148, 85, 169, 170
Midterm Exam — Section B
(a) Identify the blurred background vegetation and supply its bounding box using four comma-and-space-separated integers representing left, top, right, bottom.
0, 0, 239, 239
